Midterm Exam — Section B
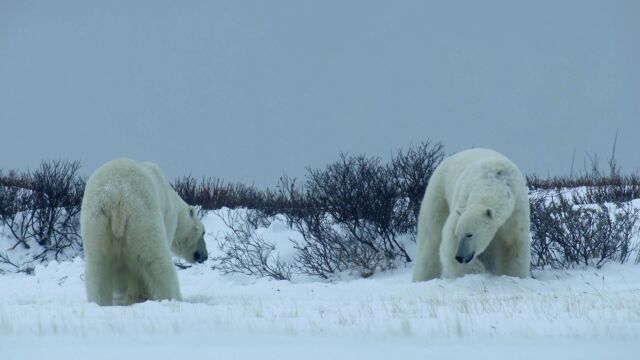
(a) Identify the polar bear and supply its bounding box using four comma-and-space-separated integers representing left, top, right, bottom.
81, 158, 208, 305
412, 148, 530, 281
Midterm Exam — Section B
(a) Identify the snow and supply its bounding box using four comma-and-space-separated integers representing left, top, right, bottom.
1, 210, 640, 359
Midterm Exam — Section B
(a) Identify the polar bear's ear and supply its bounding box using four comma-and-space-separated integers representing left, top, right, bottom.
189, 207, 196, 218
485, 208, 494, 219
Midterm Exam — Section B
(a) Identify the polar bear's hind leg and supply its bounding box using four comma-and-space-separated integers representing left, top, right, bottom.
84, 235, 115, 306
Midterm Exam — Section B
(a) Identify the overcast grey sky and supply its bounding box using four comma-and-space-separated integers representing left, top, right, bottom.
1, 1, 639, 186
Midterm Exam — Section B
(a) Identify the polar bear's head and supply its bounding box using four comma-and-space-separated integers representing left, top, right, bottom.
453, 204, 499, 264
172, 207, 209, 264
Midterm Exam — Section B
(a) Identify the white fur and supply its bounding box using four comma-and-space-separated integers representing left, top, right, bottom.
81, 158, 207, 305
412, 148, 531, 281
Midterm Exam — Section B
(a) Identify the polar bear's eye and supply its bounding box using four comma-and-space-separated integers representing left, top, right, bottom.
485, 209, 494, 218
465, 233, 473, 238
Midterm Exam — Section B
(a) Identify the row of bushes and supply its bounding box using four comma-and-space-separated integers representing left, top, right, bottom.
215, 195, 639, 280
0, 161, 84, 273
527, 173, 640, 205
213, 149, 640, 280
2, 142, 640, 277
526, 142, 640, 204
212, 141, 444, 279
529, 192, 639, 269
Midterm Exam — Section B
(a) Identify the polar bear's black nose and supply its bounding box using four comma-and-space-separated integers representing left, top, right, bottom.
194, 251, 206, 263
455, 252, 474, 264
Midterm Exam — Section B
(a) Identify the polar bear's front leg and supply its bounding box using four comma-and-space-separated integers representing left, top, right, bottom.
143, 254, 182, 301
439, 216, 467, 279
493, 226, 531, 278
413, 203, 447, 281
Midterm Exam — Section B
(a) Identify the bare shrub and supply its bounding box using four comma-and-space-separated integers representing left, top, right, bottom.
213, 209, 293, 280
289, 214, 389, 279
0, 161, 84, 267
207, 142, 444, 279
0, 251, 35, 275
390, 141, 444, 229
172, 176, 266, 211
0, 170, 31, 230
574, 178, 640, 205
267, 174, 309, 222
530, 191, 639, 269
28, 160, 84, 260
528, 174, 640, 205
313, 154, 409, 253
527, 135, 640, 204
280, 154, 408, 278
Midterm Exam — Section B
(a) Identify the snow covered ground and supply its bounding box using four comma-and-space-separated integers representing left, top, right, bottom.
1, 210, 639, 359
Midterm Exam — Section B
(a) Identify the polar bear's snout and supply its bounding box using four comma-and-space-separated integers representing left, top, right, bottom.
193, 250, 207, 263
454, 252, 475, 264
455, 236, 475, 263
191, 236, 209, 263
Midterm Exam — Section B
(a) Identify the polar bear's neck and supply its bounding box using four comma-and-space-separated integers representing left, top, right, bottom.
172, 191, 190, 225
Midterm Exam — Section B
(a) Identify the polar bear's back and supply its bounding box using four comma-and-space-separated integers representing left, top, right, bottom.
438, 148, 510, 179
80, 158, 173, 243
436, 149, 525, 207
82, 159, 159, 215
